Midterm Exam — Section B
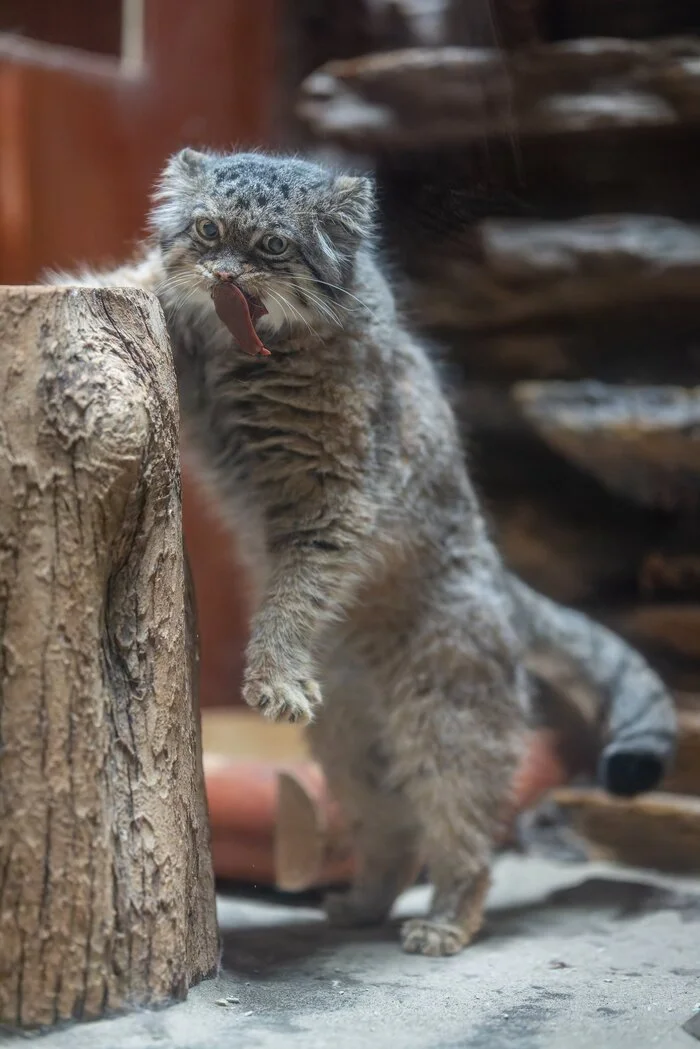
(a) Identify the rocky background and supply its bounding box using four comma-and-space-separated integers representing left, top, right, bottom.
281, 0, 700, 870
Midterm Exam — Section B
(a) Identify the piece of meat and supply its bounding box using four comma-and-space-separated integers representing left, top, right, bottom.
211, 282, 271, 357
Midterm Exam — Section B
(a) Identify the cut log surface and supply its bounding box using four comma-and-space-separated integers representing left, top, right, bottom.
0, 287, 218, 1029
515, 380, 700, 507
298, 38, 700, 151
275, 768, 354, 892
552, 788, 700, 873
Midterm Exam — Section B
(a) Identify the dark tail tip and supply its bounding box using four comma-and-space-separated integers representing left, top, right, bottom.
598, 750, 665, 797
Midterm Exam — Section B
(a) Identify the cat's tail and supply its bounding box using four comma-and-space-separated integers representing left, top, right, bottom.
508, 576, 677, 797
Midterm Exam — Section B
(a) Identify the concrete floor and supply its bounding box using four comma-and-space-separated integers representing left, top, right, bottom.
3, 856, 700, 1049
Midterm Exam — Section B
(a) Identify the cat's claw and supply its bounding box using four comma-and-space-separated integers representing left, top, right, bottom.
242, 675, 321, 724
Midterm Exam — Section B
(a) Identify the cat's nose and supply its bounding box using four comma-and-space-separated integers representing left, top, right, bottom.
213, 269, 241, 283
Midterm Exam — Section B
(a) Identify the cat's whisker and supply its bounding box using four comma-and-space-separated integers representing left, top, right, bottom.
273, 278, 343, 326
278, 278, 342, 317
265, 288, 293, 330
163, 282, 201, 315
292, 274, 372, 312
158, 274, 203, 301
274, 275, 346, 323
271, 287, 320, 339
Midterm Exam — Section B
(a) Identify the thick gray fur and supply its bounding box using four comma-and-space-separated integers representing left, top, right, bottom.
50, 149, 676, 955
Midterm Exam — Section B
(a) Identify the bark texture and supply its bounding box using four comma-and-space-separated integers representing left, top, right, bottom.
0, 286, 218, 1029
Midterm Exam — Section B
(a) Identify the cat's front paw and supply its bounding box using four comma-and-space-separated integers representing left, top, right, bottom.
242, 674, 321, 724
400, 918, 466, 957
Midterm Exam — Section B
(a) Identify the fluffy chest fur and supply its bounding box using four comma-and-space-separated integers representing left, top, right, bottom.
163, 257, 472, 609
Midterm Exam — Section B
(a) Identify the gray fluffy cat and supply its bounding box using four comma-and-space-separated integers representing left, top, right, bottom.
52, 149, 676, 955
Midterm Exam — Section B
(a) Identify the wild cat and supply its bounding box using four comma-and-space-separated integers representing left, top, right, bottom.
51, 149, 676, 955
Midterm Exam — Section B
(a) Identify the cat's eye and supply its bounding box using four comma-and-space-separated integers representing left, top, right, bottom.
260, 234, 288, 256
195, 218, 220, 240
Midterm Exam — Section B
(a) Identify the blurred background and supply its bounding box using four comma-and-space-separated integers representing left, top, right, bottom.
2, 2, 700, 872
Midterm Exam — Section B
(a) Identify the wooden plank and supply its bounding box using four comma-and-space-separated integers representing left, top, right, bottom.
553, 788, 700, 873
663, 710, 700, 796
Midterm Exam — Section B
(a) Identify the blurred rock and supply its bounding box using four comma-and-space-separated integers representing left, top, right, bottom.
515, 380, 700, 508
298, 38, 700, 151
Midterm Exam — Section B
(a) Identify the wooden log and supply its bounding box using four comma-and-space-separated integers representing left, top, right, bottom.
515, 380, 700, 509
551, 788, 700, 873
0, 287, 218, 1029
275, 767, 355, 892
663, 710, 700, 796
298, 38, 700, 152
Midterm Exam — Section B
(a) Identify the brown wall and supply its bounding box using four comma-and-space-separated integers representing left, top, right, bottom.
0, 0, 278, 706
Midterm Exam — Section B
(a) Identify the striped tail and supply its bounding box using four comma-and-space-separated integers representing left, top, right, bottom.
508, 577, 677, 796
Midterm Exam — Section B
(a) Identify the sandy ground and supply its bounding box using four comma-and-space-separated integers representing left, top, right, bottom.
3, 856, 699, 1049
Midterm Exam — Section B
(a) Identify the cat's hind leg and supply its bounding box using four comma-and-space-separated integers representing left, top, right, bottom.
376, 598, 527, 956
308, 662, 419, 929
323, 814, 418, 929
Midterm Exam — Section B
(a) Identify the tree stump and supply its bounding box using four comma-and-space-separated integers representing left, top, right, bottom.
0, 286, 218, 1029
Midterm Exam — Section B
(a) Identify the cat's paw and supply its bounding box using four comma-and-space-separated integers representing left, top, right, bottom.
400, 918, 466, 957
242, 675, 321, 724
324, 890, 389, 929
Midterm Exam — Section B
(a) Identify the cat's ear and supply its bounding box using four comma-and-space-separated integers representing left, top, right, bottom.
326, 175, 376, 241
151, 149, 209, 233
166, 147, 210, 179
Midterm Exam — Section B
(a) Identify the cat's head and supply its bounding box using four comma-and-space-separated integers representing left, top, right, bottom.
150, 148, 375, 337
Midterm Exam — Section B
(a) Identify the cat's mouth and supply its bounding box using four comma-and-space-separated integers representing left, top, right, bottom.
211, 282, 271, 358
